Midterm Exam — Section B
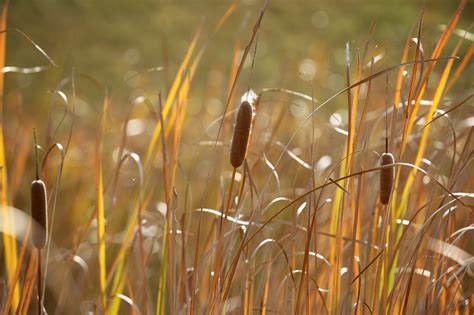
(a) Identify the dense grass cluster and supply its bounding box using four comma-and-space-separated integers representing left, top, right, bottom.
0, 0, 473, 314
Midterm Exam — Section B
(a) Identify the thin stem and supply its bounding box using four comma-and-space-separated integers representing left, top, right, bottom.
385, 72, 389, 153
216, 167, 237, 308
223, 168, 237, 222
247, 32, 260, 95
209, 167, 237, 312
37, 249, 42, 315
137, 209, 148, 314
34, 128, 39, 180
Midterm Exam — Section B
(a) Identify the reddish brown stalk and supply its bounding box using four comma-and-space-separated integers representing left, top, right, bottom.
260, 253, 271, 315
37, 250, 42, 315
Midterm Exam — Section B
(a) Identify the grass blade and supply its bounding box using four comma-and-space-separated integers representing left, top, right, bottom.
95, 94, 109, 311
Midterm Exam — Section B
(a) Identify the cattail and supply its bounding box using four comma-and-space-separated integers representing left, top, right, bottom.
230, 101, 253, 168
31, 179, 48, 249
379, 152, 394, 205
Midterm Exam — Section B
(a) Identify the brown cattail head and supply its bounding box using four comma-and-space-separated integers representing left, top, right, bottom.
31, 179, 48, 249
379, 153, 394, 205
230, 101, 254, 168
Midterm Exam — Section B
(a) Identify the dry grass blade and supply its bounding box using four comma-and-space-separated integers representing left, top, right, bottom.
144, 26, 202, 167
107, 153, 146, 314
4, 219, 31, 314
396, 32, 463, 220
351, 246, 386, 286
394, 22, 416, 110
213, 0, 239, 34
446, 43, 473, 93
18, 249, 37, 313
422, 94, 474, 129
406, 17, 423, 119
0, 28, 57, 67
398, 0, 467, 158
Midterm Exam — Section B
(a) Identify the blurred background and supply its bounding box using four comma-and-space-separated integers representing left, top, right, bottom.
6, 0, 473, 97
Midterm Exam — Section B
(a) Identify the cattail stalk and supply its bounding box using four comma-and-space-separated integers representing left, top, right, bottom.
380, 72, 394, 206
31, 130, 47, 315
212, 101, 254, 308
37, 250, 42, 315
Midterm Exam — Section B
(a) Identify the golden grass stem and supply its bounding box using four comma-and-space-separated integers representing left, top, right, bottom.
261, 257, 271, 315
95, 94, 108, 311
155, 92, 171, 315
4, 220, 31, 313
145, 27, 201, 168
0, 1, 20, 309
224, 168, 237, 223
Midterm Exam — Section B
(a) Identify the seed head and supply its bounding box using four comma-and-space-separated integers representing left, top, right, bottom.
230, 101, 254, 168
379, 153, 394, 205
31, 179, 48, 249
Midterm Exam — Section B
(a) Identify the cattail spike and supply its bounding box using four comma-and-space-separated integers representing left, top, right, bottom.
31, 179, 48, 249
230, 101, 254, 168
380, 152, 394, 205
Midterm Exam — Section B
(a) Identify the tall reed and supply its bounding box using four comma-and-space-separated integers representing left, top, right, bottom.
31, 131, 48, 315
